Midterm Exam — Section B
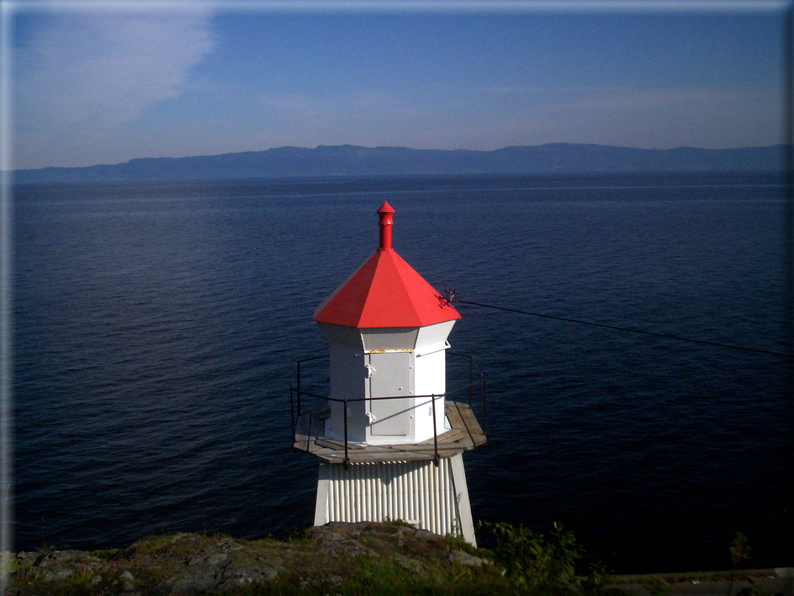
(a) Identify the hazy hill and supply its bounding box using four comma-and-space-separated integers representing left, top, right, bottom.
13, 143, 786, 183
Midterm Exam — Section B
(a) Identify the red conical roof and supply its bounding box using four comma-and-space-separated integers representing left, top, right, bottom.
313, 202, 461, 329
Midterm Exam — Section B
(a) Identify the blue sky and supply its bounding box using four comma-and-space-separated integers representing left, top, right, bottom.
5, 1, 788, 169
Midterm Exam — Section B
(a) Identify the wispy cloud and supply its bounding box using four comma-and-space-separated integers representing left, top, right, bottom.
15, 10, 214, 167
543, 85, 782, 147
474, 83, 782, 149
552, 84, 778, 112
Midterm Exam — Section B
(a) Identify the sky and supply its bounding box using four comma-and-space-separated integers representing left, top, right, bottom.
3, 0, 789, 170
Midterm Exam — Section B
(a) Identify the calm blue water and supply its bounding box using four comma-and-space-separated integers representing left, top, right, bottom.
14, 173, 792, 573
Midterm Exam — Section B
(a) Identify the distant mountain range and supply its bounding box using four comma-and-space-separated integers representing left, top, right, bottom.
13, 143, 786, 183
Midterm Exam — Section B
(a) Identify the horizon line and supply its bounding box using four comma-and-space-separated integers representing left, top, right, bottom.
11, 141, 789, 173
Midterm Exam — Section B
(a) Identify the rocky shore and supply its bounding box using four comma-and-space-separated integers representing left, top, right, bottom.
5, 522, 493, 595
4, 522, 792, 595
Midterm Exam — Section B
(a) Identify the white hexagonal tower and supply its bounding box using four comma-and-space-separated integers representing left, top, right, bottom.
313, 201, 460, 445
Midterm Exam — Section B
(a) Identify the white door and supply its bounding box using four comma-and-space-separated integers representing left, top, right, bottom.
368, 352, 412, 436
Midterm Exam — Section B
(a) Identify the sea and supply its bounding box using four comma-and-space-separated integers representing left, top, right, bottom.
13, 172, 793, 574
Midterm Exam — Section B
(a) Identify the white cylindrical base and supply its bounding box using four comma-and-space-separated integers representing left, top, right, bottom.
314, 453, 476, 546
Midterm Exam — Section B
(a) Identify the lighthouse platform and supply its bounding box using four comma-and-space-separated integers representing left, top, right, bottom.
293, 400, 486, 465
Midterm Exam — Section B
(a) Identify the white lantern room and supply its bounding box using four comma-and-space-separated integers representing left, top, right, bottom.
313, 201, 461, 445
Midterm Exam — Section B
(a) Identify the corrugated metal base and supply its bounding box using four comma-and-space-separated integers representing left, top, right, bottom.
314, 453, 476, 545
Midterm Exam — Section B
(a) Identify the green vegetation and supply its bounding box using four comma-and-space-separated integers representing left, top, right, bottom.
727, 533, 761, 596
640, 576, 668, 596
488, 521, 582, 594
729, 533, 751, 570
486, 521, 627, 596
86, 550, 119, 562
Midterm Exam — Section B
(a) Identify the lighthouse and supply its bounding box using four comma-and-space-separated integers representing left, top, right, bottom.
292, 202, 486, 545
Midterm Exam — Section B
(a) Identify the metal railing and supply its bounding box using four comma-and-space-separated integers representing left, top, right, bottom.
290, 351, 486, 466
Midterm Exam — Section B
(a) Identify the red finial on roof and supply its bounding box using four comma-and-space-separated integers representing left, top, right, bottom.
377, 201, 395, 250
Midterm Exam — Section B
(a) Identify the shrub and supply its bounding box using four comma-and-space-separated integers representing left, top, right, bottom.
488, 521, 583, 595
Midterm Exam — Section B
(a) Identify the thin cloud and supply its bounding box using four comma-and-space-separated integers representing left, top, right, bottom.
492, 84, 782, 148
15, 11, 215, 167
558, 84, 779, 113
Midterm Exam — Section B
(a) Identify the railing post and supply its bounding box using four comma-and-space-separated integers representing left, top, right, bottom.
289, 384, 295, 442
481, 378, 487, 433
468, 356, 473, 407
343, 398, 349, 468
296, 361, 302, 415
431, 394, 439, 466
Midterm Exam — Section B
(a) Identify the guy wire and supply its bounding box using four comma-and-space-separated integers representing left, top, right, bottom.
445, 291, 790, 359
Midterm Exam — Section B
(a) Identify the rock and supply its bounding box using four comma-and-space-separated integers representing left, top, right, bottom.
187, 550, 229, 567
169, 578, 212, 595
396, 524, 435, 540
449, 549, 488, 567
394, 553, 424, 574
13, 551, 42, 568
39, 566, 75, 582
13, 549, 102, 585
328, 575, 343, 586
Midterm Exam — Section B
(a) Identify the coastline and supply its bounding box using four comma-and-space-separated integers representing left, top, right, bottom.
4, 522, 792, 595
